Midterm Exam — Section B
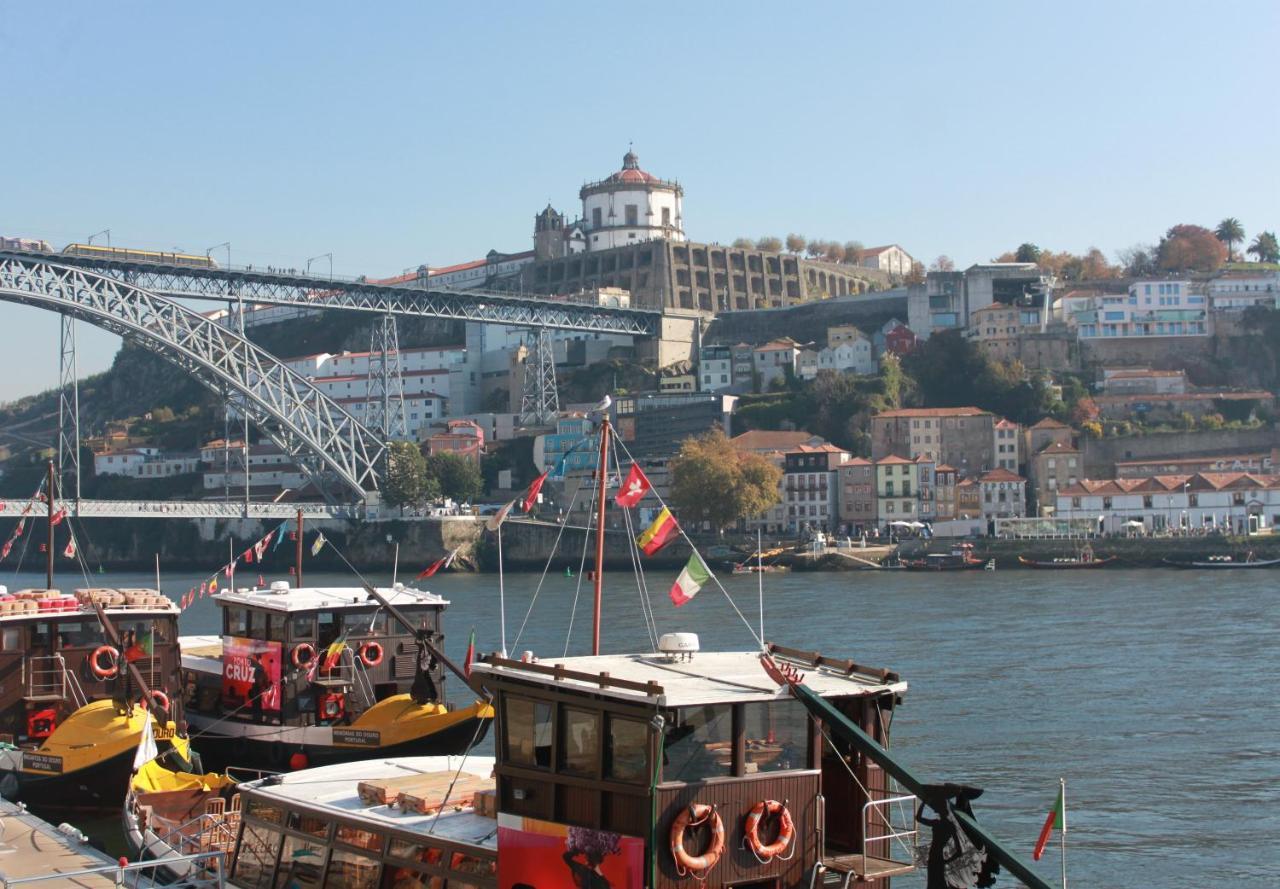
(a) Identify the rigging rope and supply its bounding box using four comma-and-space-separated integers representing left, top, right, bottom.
511, 470, 586, 651
612, 436, 659, 651
562, 446, 600, 657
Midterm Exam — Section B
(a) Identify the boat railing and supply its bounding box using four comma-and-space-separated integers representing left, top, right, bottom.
148, 807, 240, 861
347, 649, 376, 710
223, 766, 280, 783
0, 850, 226, 888
23, 655, 85, 706
861, 792, 918, 873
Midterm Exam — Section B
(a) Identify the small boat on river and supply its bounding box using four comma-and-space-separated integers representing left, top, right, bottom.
900, 542, 990, 571
1162, 551, 1280, 569
1018, 544, 1117, 569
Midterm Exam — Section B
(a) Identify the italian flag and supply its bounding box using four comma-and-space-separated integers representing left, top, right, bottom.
637, 507, 679, 556
670, 553, 710, 607
1033, 783, 1065, 861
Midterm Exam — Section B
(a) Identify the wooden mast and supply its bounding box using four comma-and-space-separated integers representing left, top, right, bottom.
591, 417, 610, 656
45, 459, 56, 590
295, 508, 304, 588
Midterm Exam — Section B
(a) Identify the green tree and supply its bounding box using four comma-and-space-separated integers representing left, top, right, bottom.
1014, 243, 1042, 263
669, 429, 782, 532
426, 452, 483, 503
383, 441, 436, 510
1215, 218, 1245, 261
785, 234, 806, 254
1247, 231, 1280, 264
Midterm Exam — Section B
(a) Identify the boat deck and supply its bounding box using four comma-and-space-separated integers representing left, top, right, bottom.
0, 798, 120, 886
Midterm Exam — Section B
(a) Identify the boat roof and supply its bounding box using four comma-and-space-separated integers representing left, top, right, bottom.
242, 756, 497, 852
470, 648, 907, 708
0, 587, 178, 621
213, 583, 448, 613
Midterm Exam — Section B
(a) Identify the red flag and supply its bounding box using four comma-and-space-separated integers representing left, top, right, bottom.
63, 536, 76, 559
463, 628, 476, 679
13, 518, 24, 537
253, 530, 273, 562
485, 500, 516, 532
0, 540, 11, 560
224, 562, 235, 579
615, 463, 651, 508
416, 547, 459, 580
199, 581, 208, 597
242, 547, 255, 564
1033, 784, 1065, 860
521, 471, 549, 513
49, 508, 67, 527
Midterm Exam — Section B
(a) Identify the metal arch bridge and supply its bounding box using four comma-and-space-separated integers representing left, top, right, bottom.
0, 249, 662, 335
0, 257, 384, 501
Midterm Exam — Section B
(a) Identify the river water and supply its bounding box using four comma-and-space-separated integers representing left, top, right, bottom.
9, 563, 1277, 887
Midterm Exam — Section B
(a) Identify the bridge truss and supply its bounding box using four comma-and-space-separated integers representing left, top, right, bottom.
0, 258, 384, 502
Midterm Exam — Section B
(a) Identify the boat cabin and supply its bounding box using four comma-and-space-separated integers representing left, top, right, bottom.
466, 638, 914, 889
182, 583, 449, 728
0, 586, 180, 744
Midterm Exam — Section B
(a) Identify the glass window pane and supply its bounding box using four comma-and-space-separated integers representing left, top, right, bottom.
246, 800, 285, 824
324, 848, 380, 889
275, 834, 327, 888
607, 717, 649, 783
559, 708, 599, 777
504, 697, 552, 768
742, 699, 810, 773
290, 614, 316, 640
227, 608, 249, 637
663, 705, 733, 782
286, 812, 330, 839
335, 825, 383, 853
232, 824, 281, 889
267, 613, 287, 642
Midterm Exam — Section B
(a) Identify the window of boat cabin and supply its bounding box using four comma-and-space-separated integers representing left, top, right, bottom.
0, 627, 19, 650
317, 611, 339, 648
116, 618, 172, 652
326, 824, 384, 889
276, 832, 328, 888
559, 707, 599, 776
347, 610, 390, 637
265, 612, 287, 642
742, 698, 811, 772
232, 800, 285, 889
662, 704, 733, 782
226, 607, 249, 637
52, 621, 95, 648
504, 696, 552, 768
606, 715, 649, 783
290, 613, 316, 641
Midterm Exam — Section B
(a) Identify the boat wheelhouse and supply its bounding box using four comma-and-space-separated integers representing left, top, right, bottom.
179, 581, 491, 772
0, 585, 182, 812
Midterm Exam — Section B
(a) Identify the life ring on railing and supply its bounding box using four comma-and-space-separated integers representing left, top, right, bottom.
90, 645, 119, 679
291, 643, 316, 669
670, 802, 724, 877
359, 641, 383, 668
145, 690, 170, 713
743, 799, 795, 861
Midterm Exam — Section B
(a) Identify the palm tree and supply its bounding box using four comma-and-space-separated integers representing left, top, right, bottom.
1247, 231, 1280, 264
1215, 218, 1245, 261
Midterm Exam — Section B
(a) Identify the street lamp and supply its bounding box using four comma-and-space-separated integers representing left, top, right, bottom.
306, 253, 333, 279
206, 242, 231, 268
1182, 482, 1190, 532
87, 229, 110, 248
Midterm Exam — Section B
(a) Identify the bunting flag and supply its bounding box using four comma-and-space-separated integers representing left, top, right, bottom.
49, 508, 67, 527
485, 500, 516, 532
242, 546, 255, 564
254, 529, 274, 561
132, 716, 158, 770
0, 540, 12, 560
637, 507, 679, 556
124, 629, 154, 663
669, 553, 711, 607
311, 532, 327, 556
14, 517, 24, 537
209, 576, 219, 593
463, 628, 476, 678
416, 547, 460, 581
200, 580, 208, 597
63, 535, 76, 559
521, 471, 549, 513
224, 562, 235, 579
615, 463, 652, 508
273, 524, 288, 550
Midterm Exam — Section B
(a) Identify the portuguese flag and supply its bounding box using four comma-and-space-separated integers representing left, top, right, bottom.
463, 628, 476, 678
1033, 783, 1065, 861
637, 507, 679, 556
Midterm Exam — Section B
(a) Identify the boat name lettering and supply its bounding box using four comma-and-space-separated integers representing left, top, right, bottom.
23, 753, 62, 773
332, 728, 380, 747
154, 727, 175, 741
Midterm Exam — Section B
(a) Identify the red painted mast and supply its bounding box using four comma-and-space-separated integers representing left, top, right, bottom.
591, 417, 611, 656
45, 460, 56, 590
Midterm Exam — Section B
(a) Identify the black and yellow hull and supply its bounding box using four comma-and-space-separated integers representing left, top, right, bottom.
184, 696, 493, 773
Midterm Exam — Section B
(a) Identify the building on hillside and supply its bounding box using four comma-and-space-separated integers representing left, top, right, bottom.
978, 468, 1026, 521
611, 393, 736, 458
753, 339, 801, 390
1099, 368, 1188, 396
1113, 451, 1277, 479
730, 430, 826, 455
202, 442, 308, 497
817, 335, 875, 376
907, 263, 1049, 339
1206, 271, 1279, 311
1055, 471, 1280, 535
994, 418, 1020, 472
731, 344, 756, 390
827, 324, 864, 347
534, 416, 596, 480
578, 150, 686, 251
871, 407, 1015, 477
1029, 440, 1080, 516
859, 245, 915, 277
698, 345, 734, 393
94, 448, 200, 479
836, 458, 876, 532
658, 363, 696, 394
424, 419, 485, 465
956, 477, 980, 518
1023, 417, 1073, 460
966, 303, 1044, 362
874, 455, 919, 525
1072, 280, 1209, 339
881, 322, 918, 357
934, 464, 958, 520
915, 455, 937, 521
1092, 390, 1273, 424
782, 444, 851, 534
796, 348, 820, 381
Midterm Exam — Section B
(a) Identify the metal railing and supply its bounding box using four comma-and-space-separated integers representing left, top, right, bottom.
861, 792, 918, 873
0, 850, 225, 888
24, 655, 85, 706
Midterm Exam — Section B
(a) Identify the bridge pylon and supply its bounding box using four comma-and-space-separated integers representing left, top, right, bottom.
366, 312, 406, 441
519, 326, 559, 427
57, 313, 81, 500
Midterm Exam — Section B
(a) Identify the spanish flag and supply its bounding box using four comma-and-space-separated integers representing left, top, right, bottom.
637, 507, 679, 556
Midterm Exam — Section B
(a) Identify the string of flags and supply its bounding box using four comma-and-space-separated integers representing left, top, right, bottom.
0, 480, 50, 562
613, 462, 711, 607
174, 523, 329, 611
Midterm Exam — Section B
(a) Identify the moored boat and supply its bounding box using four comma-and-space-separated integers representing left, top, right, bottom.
900, 542, 990, 571
1018, 544, 1117, 569
1162, 551, 1280, 569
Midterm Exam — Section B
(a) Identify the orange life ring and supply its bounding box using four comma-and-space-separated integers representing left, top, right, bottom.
90, 645, 119, 679
291, 643, 316, 668
670, 802, 724, 877
359, 641, 383, 668
744, 799, 795, 861
147, 690, 170, 712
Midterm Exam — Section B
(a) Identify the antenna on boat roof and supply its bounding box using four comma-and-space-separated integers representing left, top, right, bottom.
154, 553, 161, 593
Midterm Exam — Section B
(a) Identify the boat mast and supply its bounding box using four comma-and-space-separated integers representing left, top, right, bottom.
591, 416, 611, 656
45, 459, 55, 590
294, 508, 304, 588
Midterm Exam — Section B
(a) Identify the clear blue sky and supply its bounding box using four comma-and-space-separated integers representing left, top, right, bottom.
3, 2, 1278, 401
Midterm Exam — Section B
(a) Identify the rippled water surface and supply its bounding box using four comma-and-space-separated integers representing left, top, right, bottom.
15, 563, 1278, 887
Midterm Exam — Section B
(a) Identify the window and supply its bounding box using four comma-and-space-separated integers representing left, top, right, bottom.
1103, 496, 1113, 509
607, 716, 649, 783
663, 705, 732, 782
592, 208, 602, 228
559, 707, 599, 777
505, 697, 552, 768
741, 699, 810, 773
226, 607, 249, 637
662, 207, 671, 226
231, 823, 282, 888
275, 834, 327, 888
625, 204, 639, 226
1072, 497, 1082, 508
324, 849, 379, 889
1232, 491, 1246, 505
1143, 495, 1153, 508
1188, 494, 1199, 507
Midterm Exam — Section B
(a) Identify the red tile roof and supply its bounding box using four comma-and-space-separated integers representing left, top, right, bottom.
875, 455, 914, 465
979, 468, 1024, 482
1030, 417, 1069, 429
731, 430, 825, 451
875, 406, 990, 419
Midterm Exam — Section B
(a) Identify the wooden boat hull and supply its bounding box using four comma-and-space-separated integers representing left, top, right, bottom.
1017, 556, 1118, 569
900, 560, 987, 571
1162, 557, 1280, 569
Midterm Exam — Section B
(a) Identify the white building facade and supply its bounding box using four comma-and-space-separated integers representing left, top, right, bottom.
579, 151, 685, 251
1073, 280, 1209, 338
